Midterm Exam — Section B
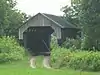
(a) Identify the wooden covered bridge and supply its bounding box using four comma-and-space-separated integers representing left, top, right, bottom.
18, 13, 80, 55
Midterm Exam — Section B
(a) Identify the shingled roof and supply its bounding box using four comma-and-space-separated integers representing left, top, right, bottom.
42, 13, 77, 28
19, 13, 78, 29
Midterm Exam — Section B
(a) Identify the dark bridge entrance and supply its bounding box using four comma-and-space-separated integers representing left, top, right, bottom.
23, 26, 54, 56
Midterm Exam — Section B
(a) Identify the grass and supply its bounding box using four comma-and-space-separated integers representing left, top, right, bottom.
0, 56, 100, 75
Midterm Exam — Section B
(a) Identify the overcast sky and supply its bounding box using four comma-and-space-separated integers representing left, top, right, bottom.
16, 0, 71, 16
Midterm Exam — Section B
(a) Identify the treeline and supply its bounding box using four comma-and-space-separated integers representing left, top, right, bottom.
62, 0, 100, 50
0, 0, 29, 37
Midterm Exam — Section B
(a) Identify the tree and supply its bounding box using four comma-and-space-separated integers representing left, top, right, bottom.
62, 0, 100, 50
61, 5, 80, 27
0, 0, 26, 37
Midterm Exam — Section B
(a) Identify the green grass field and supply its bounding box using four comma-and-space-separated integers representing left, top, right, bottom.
0, 57, 100, 75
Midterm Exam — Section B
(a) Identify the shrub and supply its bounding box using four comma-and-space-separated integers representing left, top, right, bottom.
62, 38, 81, 50
81, 36, 100, 50
51, 47, 100, 71
67, 51, 100, 71
51, 47, 73, 68
50, 35, 59, 50
0, 36, 25, 63
81, 36, 94, 50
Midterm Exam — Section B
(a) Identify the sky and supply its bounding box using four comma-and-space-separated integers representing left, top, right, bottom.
16, 0, 71, 16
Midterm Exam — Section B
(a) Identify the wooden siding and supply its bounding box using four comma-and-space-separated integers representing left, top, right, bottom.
50, 22, 61, 39
61, 28, 79, 39
19, 14, 61, 39
19, 23, 29, 39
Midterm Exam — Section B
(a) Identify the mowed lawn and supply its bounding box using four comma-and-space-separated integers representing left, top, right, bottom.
0, 57, 100, 75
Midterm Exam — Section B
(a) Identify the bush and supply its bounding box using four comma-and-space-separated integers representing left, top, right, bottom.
51, 47, 100, 71
81, 36, 94, 50
51, 47, 73, 68
61, 38, 81, 50
67, 51, 100, 71
81, 35, 100, 50
50, 35, 59, 50
0, 36, 25, 63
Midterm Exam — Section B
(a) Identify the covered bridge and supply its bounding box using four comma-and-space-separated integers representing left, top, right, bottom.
19, 13, 80, 46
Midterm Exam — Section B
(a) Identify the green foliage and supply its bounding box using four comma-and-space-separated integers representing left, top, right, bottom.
0, 0, 27, 37
61, 5, 80, 27
81, 36, 94, 50
51, 46, 100, 71
68, 51, 100, 71
61, 36, 100, 51
50, 35, 59, 50
0, 36, 25, 63
62, 0, 100, 50
62, 38, 81, 49
51, 47, 72, 68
